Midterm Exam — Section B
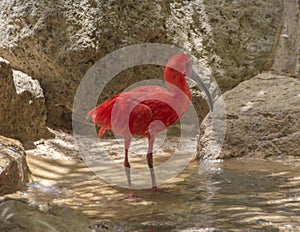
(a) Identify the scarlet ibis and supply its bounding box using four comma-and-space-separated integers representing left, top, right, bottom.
86, 54, 212, 196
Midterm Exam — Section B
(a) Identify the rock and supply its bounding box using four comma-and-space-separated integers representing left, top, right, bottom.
197, 72, 300, 159
0, 58, 52, 148
90, 221, 127, 232
0, 198, 90, 232
271, 0, 300, 75
0, 136, 30, 195
168, 0, 283, 92
0, 1, 283, 130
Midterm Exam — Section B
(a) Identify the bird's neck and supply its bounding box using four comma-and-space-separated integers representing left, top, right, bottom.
164, 68, 192, 118
164, 68, 192, 101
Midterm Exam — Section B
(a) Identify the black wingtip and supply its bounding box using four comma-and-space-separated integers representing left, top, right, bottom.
85, 115, 93, 123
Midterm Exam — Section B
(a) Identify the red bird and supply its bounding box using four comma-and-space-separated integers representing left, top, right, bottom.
86, 54, 208, 196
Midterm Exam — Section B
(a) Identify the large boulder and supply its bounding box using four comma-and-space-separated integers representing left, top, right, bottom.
0, 58, 52, 148
0, 198, 90, 232
197, 72, 300, 159
0, 136, 30, 195
0, 0, 283, 130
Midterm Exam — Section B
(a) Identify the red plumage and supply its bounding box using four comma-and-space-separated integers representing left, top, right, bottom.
86, 54, 193, 196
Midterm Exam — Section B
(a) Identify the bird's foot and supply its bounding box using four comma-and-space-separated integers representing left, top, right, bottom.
123, 190, 143, 201
152, 186, 174, 195
152, 186, 158, 193
129, 191, 134, 199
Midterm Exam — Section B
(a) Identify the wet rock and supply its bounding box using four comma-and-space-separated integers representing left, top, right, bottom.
0, 198, 90, 232
197, 72, 300, 159
0, 136, 30, 195
0, 58, 52, 148
0, 1, 283, 130
90, 221, 127, 232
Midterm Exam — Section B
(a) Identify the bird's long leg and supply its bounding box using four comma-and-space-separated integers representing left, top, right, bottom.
147, 135, 157, 192
123, 137, 133, 197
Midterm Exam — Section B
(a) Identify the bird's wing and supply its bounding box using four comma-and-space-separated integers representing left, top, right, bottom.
85, 93, 121, 131
129, 85, 172, 97
128, 103, 153, 136
127, 86, 180, 131
89, 92, 153, 137
85, 85, 178, 137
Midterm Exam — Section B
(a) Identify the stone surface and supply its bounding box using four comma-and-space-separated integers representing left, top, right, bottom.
271, 0, 300, 76
197, 0, 300, 160
0, 58, 52, 148
0, 136, 30, 195
0, 198, 90, 232
167, 0, 283, 92
197, 72, 300, 159
0, 0, 283, 130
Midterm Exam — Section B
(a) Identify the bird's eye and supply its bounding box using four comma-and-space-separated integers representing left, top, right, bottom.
185, 61, 192, 75
186, 61, 191, 69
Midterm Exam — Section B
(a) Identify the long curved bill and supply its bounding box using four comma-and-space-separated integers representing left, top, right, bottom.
188, 71, 214, 112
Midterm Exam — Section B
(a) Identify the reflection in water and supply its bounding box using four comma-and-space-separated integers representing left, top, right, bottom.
6, 146, 300, 231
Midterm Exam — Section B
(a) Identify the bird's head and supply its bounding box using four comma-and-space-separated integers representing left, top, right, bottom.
165, 54, 192, 78
164, 54, 193, 100
164, 54, 214, 112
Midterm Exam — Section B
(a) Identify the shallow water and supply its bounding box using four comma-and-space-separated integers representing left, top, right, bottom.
5, 135, 300, 231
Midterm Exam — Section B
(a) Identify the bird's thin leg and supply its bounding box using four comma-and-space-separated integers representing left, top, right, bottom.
147, 136, 157, 192
123, 137, 133, 197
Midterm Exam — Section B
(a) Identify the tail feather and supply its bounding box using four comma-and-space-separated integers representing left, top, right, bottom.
86, 93, 122, 138
98, 127, 106, 139
85, 104, 103, 123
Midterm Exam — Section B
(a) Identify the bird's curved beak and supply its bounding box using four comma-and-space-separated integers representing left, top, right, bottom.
188, 71, 214, 112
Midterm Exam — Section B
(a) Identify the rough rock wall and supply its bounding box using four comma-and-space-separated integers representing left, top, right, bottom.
0, 58, 51, 148
197, 0, 300, 160
271, 0, 300, 76
166, 0, 283, 91
0, 0, 283, 131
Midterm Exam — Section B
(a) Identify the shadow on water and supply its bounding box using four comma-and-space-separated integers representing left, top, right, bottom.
5, 136, 300, 231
